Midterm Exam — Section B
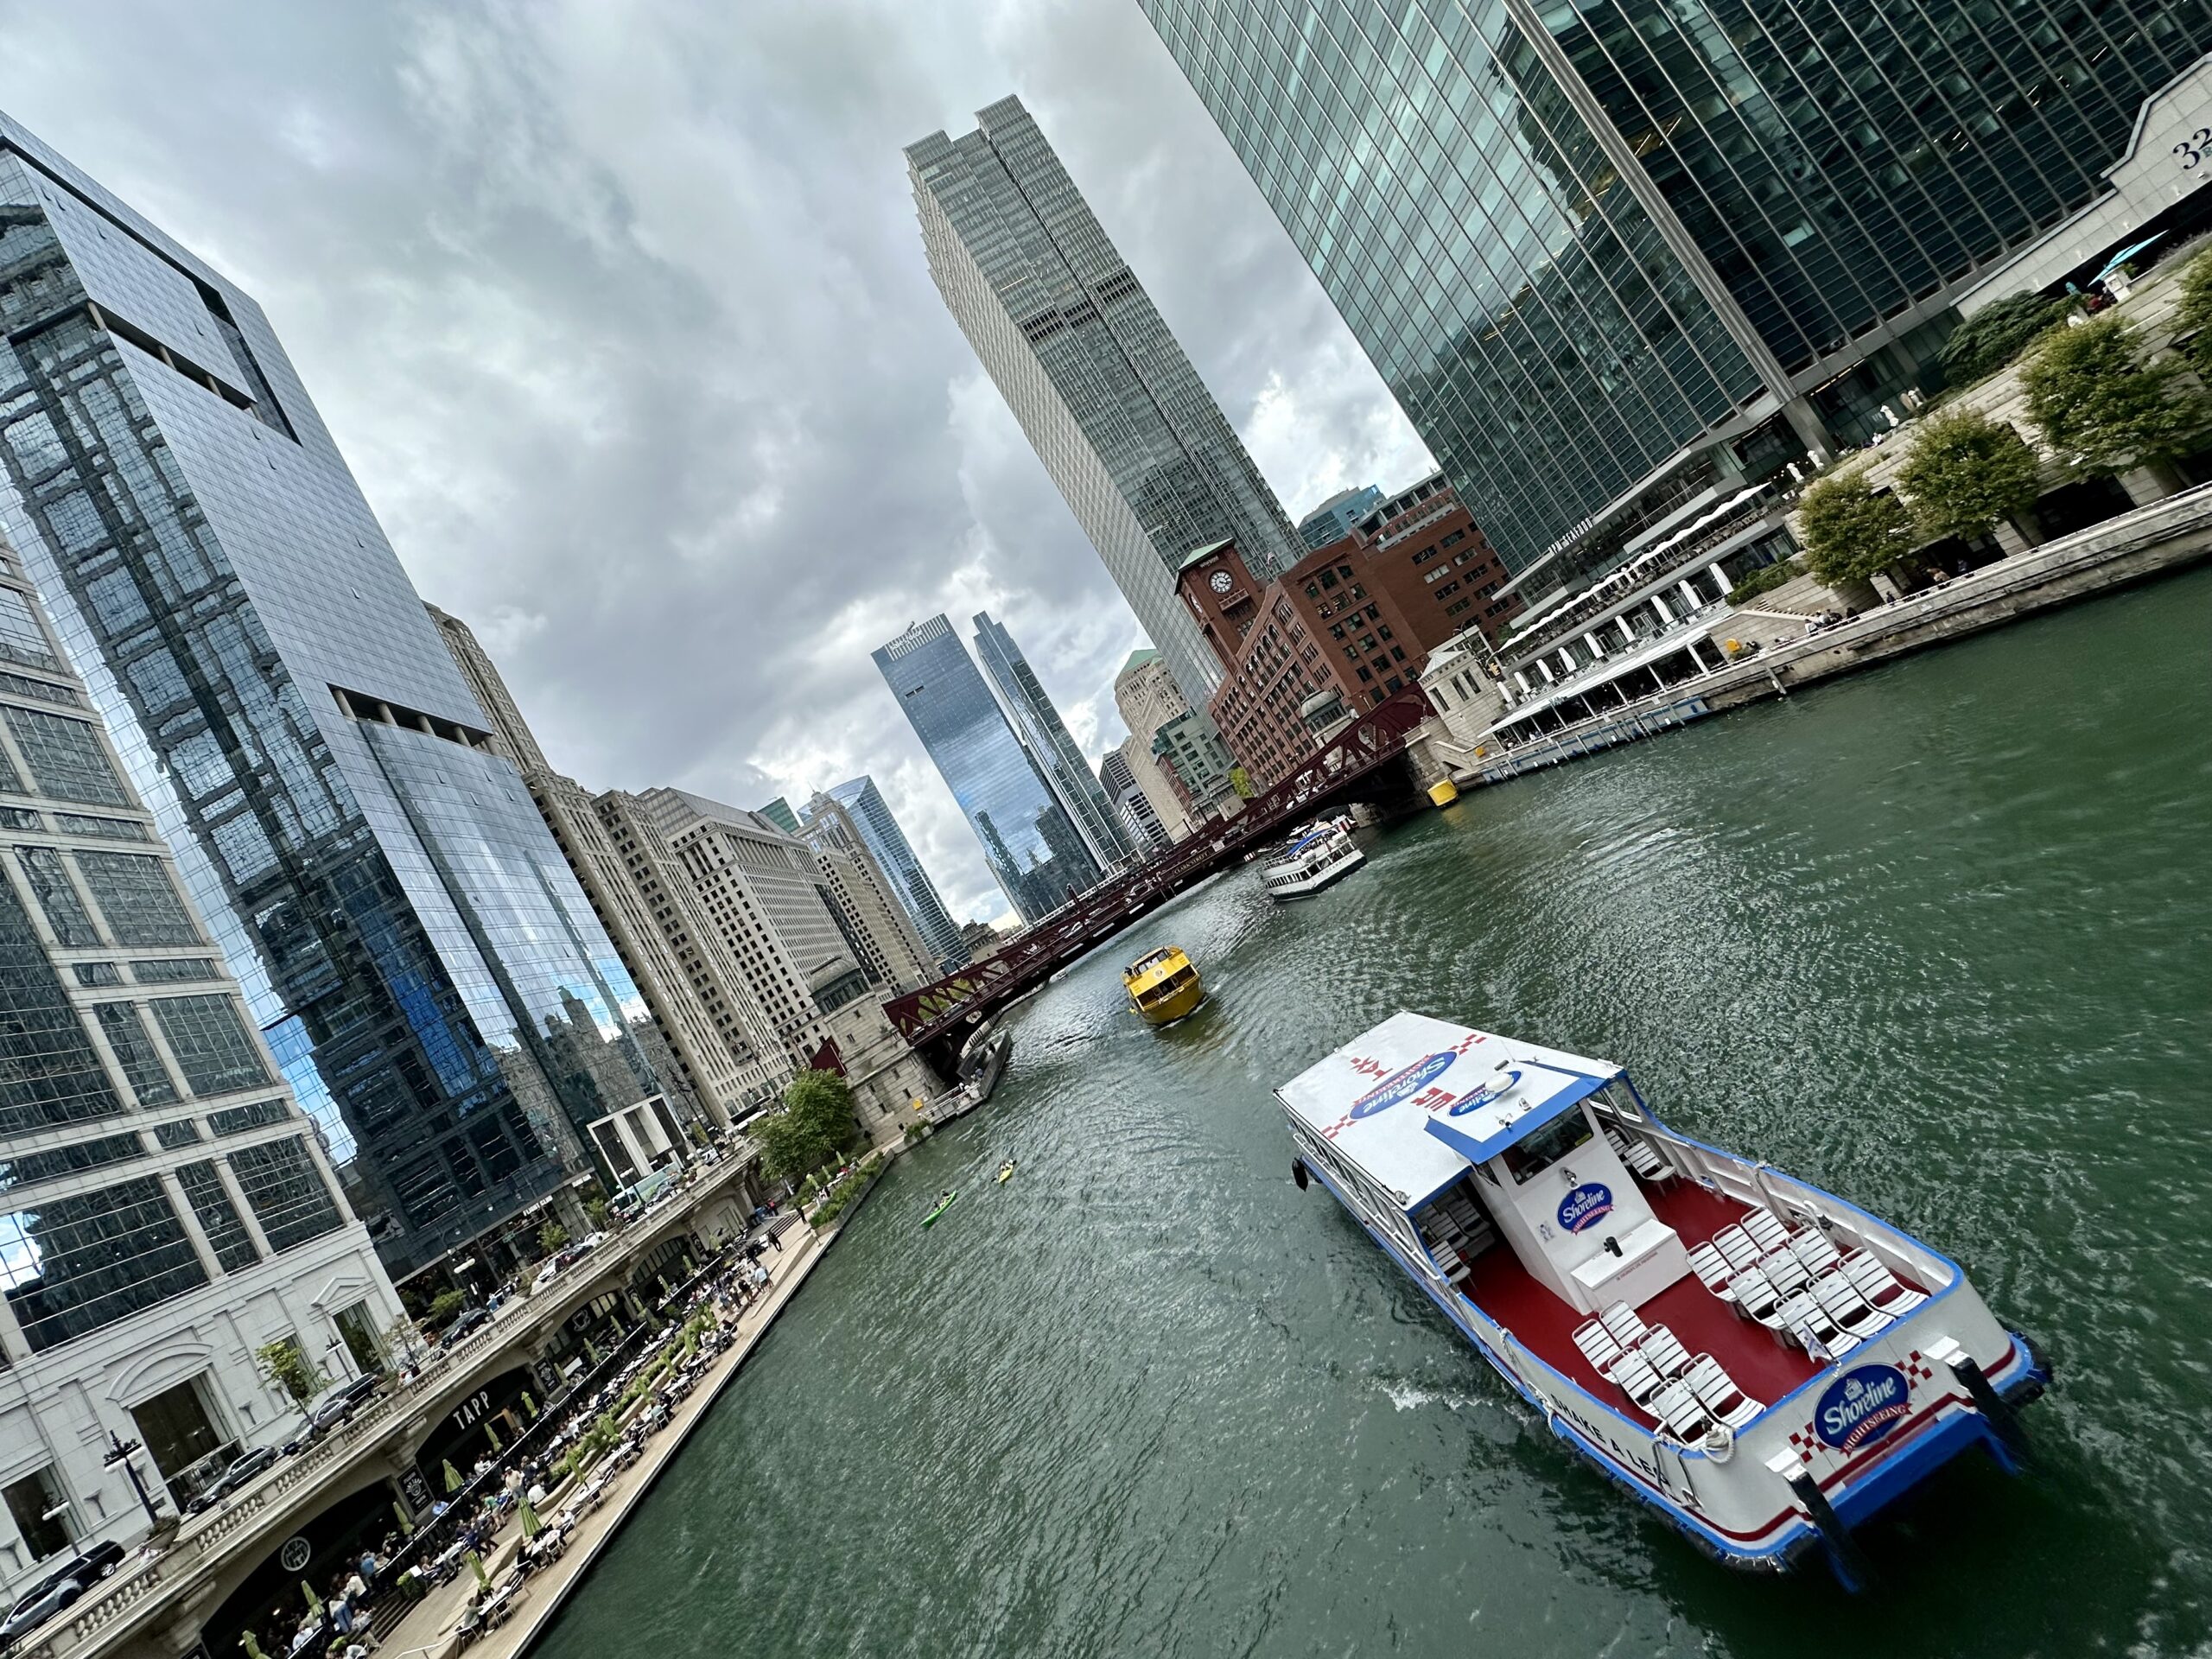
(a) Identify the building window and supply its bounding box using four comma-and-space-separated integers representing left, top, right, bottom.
94, 1001, 178, 1104
150, 995, 270, 1096
2, 1467, 71, 1562
1440, 530, 1465, 550
154, 1119, 202, 1149
207, 1099, 289, 1136
0, 1133, 144, 1195
74, 853, 198, 946
130, 958, 217, 984
174, 1160, 259, 1271
0, 1176, 208, 1351
1357, 666, 1372, 682
2, 708, 129, 806
226, 1137, 341, 1252
72, 962, 120, 987
14, 847, 98, 946
1391, 646, 1407, 664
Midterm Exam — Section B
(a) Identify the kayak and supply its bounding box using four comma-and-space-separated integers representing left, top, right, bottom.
996, 1160, 1016, 1184
922, 1191, 959, 1228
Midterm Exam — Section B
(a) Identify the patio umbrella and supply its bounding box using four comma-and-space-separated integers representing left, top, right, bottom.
465, 1549, 489, 1590
241, 1632, 269, 1659
2094, 232, 2166, 283
517, 1492, 543, 1539
442, 1459, 464, 1493
522, 1391, 537, 1420
300, 1580, 323, 1618
392, 1500, 414, 1536
486, 1421, 502, 1452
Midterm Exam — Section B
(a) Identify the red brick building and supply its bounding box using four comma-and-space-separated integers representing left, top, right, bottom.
1176, 537, 1424, 791
1342, 474, 1521, 651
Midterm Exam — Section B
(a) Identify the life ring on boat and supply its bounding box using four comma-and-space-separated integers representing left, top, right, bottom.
1292, 1159, 1309, 1191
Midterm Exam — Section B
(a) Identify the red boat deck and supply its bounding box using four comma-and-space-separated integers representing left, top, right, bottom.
1458, 1179, 1822, 1427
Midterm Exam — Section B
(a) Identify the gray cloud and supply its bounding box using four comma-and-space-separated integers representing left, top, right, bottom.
0, 0, 1428, 925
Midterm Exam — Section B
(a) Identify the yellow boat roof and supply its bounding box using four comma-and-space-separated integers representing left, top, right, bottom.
1123, 946, 1192, 993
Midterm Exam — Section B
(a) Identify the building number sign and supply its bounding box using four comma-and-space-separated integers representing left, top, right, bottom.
2176, 127, 2212, 169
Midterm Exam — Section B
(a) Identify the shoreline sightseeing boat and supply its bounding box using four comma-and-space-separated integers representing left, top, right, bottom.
1278, 1013, 2050, 1585
1124, 945, 1207, 1027
1262, 816, 1364, 900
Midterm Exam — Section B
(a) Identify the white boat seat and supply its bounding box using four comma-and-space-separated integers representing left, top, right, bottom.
1686, 1241, 1737, 1301
1598, 1301, 1648, 1348
1640, 1325, 1694, 1379
1571, 1317, 1624, 1376
1683, 1355, 1763, 1428
1742, 1209, 1793, 1256
1789, 1232, 1843, 1276
1815, 1274, 1894, 1340
1712, 1225, 1761, 1272
1730, 1265, 1785, 1326
1649, 1379, 1715, 1443
1610, 1350, 1669, 1411
1777, 1290, 1859, 1358
1843, 1249, 1929, 1315
1763, 1250, 1812, 1300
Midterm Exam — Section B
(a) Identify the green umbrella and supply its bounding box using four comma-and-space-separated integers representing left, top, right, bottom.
465, 1549, 488, 1591
301, 1580, 323, 1618
517, 1491, 543, 1539
485, 1421, 502, 1452
392, 1500, 414, 1536
583, 1338, 601, 1367
442, 1459, 463, 1493
521, 1391, 537, 1420
242, 1632, 270, 1659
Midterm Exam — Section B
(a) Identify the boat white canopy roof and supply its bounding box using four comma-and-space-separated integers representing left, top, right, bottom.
1276, 1012, 1623, 1210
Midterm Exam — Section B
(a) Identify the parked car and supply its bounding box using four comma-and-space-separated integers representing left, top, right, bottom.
184, 1444, 283, 1515
530, 1259, 564, 1295
288, 1373, 384, 1451
0, 1541, 126, 1647
439, 1306, 493, 1347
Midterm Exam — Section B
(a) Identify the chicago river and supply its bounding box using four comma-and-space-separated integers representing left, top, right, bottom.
535, 568, 2211, 1659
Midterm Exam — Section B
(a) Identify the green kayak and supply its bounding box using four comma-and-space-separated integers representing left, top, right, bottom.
922, 1190, 959, 1228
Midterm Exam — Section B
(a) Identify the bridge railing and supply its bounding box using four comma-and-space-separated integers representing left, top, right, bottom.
885, 689, 1431, 1048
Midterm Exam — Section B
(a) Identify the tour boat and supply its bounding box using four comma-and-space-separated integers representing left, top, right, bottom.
1123, 945, 1207, 1026
1262, 818, 1365, 900
1277, 1013, 2049, 1584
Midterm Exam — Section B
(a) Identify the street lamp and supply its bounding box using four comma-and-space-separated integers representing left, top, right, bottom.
39, 1502, 79, 1565
101, 1433, 162, 1531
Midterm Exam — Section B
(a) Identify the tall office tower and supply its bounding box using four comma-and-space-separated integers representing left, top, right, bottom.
798, 791, 935, 989
622, 789, 941, 1127
753, 798, 801, 836
970, 612, 1130, 869
1098, 747, 1172, 855
0, 538, 398, 1594
1140, 5, 2212, 594
873, 617, 1101, 926
0, 112, 676, 1282
906, 97, 1300, 709
818, 778, 968, 975
1298, 485, 1382, 553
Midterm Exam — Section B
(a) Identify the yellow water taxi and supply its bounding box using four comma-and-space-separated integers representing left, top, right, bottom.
1123, 945, 1206, 1027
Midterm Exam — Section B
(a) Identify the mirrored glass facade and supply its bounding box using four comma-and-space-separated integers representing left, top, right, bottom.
874, 617, 1102, 926
821, 777, 969, 974
0, 111, 673, 1280
1140, 0, 2212, 587
972, 612, 1131, 868
906, 98, 1301, 709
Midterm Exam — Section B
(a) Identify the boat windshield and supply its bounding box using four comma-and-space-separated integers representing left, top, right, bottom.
1499, 1109, 1593, 1183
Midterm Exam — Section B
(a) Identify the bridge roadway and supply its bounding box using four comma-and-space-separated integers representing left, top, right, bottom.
887, 689, 1431, 1070
23, 1151, 766, 1659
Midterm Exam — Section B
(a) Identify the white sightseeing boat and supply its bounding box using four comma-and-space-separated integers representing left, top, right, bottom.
1278, 1013, 2049, 1584
1262, 817, 1364, 900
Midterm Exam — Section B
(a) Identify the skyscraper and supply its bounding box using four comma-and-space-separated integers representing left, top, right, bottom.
873, 617, 1101, 925
0, 111, 674, 1281
817, 779, 968, 975
0, 535, 398, 1598
1140, 3, 2212, 594
798, 791, 937, 990
971, 611, 1130, 869
906, 97, 1300, 709
1098, 747, 1172, 855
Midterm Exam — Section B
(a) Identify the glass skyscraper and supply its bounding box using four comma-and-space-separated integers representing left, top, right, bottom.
0, 111, 674, 1281
873, 616, 1102, 926
1298, 484, 1382, 551
1139, 1, 2212, 592
971, 612, 1131, 870
818, 776, 969, 974
906, 97, 1300, 709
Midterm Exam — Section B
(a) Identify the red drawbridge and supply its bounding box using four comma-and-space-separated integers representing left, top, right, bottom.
885, 689, 1433, 1070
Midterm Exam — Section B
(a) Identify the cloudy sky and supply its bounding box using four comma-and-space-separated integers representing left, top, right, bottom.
0, 0, 1428, 927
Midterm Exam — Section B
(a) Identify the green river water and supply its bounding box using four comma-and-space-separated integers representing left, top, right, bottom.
537, 569, 2212, 1658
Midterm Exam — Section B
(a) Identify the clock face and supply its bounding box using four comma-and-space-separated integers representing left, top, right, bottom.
1209, 570, 1234, 594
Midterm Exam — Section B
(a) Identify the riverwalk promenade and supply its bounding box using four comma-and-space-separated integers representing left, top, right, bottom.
374, 1219, 834, 1659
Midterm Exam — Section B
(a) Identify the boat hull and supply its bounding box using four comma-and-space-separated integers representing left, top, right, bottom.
1263, 847, 1366, 900
1131, 981, 1206, 1025
1290, 1131, 2048, 1579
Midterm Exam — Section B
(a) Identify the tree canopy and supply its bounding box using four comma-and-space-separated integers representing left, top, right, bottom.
1894, 410, 2043, 543
2174, 249, 2212, 383
1796, 469, 1919, 588
2020, 314, 2208, 474
1937, 291, 2067, 385
756, 1068, 858, 1182
255, 1338, 324, 1406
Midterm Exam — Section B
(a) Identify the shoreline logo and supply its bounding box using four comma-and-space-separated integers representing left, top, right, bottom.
1814, 1364, 1912, 1452
1348, 1052, 1457, 1119
1445, 1068, 1521, 1116
1556, 1183, 1613, 1233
